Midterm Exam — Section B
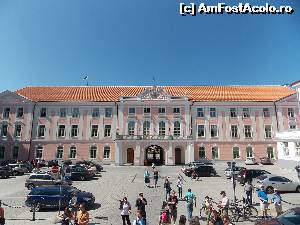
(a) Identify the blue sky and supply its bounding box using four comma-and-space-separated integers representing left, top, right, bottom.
0, 0, 299, 92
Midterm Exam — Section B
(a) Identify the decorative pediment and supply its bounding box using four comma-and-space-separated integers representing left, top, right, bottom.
138, 86, 171, 100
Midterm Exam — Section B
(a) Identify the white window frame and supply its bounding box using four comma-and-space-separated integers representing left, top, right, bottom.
72, 108, 80, 118
38, 125, 46, 138
246, 146, 253, 158
199, 146, 206, 159
295, 143, 300, 157
242, 108, 250, 118
36, 146, 43, 159
3, 107, 10, 119
209, 108, 217, 117
143, 107, 150, 115
158, 107, 166, 114
212, 146, 219, 159
104, 125, 111, 137
1, 124, 8, 137
71, 124, 79, 138
90, 146, 97, 159
263, 108, 270, 118
103, 146, 110, 159
92, 108, 100, 118
105, 108, 113, 117
58, 125, 66, 138
197, 124, 205, 138
14, 124, 22, 138
143, 121, 150, 136
173, 121, 181, 137
128, 121, 135, 136
230, 108, 237, 118
69, 146, 77, 159
56, 146, 64, 159
267, 146, 274, 159
230, 125, 238, 138
244, 125, 252, 138
197, 108, 204, 118
40, 107, 47, 118
173, 107, 180, 114
288, 108, 295, 118
91, 125, 99, 138
60, 108, 67, 117
128, 107, 136, 115
264, 125, 272, 138
232, 146, 240, 159
16, 107, 24, 118
158, 121, 166, 136
210, 125, 219, 138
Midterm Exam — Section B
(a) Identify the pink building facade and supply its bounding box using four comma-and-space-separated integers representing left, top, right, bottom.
0, 85, 298, 165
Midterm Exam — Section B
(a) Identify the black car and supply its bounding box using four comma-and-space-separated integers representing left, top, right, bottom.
0, 166, 11, 178
183, 165, 217, 177
70, 165, 94, 181
237, 169, 271, 184
25, 185, 95, 211
76, 160, 103, 172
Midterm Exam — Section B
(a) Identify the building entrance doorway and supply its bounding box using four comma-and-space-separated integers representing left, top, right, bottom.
175, 148, 182, 165
145, 145, 164, 166
127, 148, 134, 164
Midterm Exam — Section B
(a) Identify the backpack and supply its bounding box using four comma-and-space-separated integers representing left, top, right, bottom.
161, 211, 169, 223
188, 194, 194, 207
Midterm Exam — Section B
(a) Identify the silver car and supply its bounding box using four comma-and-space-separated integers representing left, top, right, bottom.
224, 166, 244, 179
255, 174, 300, 194
9, 163, 28, 175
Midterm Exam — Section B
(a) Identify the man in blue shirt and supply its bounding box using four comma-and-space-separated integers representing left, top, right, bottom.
257, 186, 269, 218
184, 188, 196, 221
272, 188, 282, 216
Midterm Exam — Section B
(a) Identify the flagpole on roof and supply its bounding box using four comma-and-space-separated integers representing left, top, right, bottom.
83, 75, 89, 86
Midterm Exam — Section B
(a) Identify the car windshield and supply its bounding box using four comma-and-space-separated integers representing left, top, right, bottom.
64, 186, 80, 195
257, 175, 268, 180
278, 209, 300, 225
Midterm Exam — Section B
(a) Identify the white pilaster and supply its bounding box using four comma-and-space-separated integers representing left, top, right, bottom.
134, 143, 141, 165
166, 144, 174, 165
185, 142, 194, 163
115, 141, 123, 165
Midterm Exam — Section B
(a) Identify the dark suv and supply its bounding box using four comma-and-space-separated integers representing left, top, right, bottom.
25, 185, 95, 211
25, 173, 72, 190
237, 169, 271, 184
183, 165, 217, 177
70, 165, 93, 181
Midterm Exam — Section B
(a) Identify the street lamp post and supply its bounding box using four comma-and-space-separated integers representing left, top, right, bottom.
230, 161, 237, 203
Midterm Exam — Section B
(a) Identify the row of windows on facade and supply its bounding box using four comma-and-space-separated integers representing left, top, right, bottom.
2, 107, 296, 120
196, 124, 275, 138
282, 142, 300, 157
196, 107, 296, 118
0, 145, 111, 160
198, 146, 275, 159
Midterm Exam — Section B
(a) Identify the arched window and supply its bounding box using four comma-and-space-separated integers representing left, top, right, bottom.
36, 146, 43, 159
246, 146, 253, 157
143, 121, 150, 136
128, 121, 135, 136
199, 147, 205, 159
174, 121, 181, 137
104, 146, 110, 159
90, 146, 97, 159
56, 146, 63, 159
69, 146, 77, 159
0, 146, 5, 159
233, 147, 240, 159
159, 121, 165, 136
267, 146, 274, 159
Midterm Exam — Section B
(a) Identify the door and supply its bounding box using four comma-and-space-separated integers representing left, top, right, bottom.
127, 148, 134, 164
175, 148, 181, 165
145, 145, 163, 165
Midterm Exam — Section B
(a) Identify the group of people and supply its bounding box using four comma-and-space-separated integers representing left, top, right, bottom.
58, 203, 89, 225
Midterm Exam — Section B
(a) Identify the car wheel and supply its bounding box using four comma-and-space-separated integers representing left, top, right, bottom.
296, 186, 300, 193
12, 171, 18, 176
266, 186, 274, 194
27, 184, 35, 190
80, 176, 85, 181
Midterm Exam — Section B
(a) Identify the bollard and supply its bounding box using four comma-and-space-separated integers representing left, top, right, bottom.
31, 202, 36, 221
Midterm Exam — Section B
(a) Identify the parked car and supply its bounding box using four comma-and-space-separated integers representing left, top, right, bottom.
69, 165, 94, 181
245, 157, 257, 165
254, 174, 300, 194
183, 165, 217, 177
260, 157, 273, 165
255, 207, 300, 225
47, 160, 59, 167
224, 166, 245, 179
25, 185, 95, 211
237, 169, 271, 184
0, 166, 11, 178
25, 173, 72, 190
8, 163, 29, 175
76, 161, 103, 172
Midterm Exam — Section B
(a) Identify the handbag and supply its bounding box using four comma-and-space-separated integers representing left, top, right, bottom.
0, 217, 5, 224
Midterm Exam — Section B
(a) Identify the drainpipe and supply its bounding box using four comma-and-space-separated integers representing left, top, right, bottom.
274, 102, 279, 132
28, 102, 37, 161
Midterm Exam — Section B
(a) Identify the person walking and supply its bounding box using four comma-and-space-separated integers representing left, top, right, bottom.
133, 210, 146, 225
120, 197, 132, 225
177, 176, 183, 199
167, 190, 178, 225
295, 165, 300, 180
0, 201, 5, 225
153, 170, 159, 188
218, 191, 229, 217
178, 215, 187, 225
144, 170, 151, 187
159, 201, 171, 225
257, 186, 269, 218
164, 177, 172, 201
184, 188, 196, 221
272, 188, 282, 217
243, 180, 253, 205
75, 203, 89, 225
135, 193, 147, 221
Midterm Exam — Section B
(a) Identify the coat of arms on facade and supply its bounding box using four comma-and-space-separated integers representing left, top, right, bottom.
138, 86, 171, 100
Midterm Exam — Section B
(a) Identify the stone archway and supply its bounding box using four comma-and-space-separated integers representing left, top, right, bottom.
145, 145, 164, 166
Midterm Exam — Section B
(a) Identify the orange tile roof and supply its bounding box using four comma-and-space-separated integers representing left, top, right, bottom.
15, 86, 296, 102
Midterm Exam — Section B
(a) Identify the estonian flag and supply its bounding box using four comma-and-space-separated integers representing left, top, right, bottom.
83, 75, 88, 80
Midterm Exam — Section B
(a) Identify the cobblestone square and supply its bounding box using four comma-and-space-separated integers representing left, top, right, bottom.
0, 163, 299, 225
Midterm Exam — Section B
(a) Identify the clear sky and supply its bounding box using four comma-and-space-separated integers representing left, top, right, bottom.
0, 0, 299, 92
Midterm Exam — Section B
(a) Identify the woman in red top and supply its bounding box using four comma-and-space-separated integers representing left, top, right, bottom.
0, 201, 5, 225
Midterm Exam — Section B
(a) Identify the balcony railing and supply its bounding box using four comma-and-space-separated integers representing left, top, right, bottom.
116, 134, 193, 140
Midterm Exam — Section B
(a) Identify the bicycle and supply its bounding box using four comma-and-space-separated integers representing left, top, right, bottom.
199, 197, 219, 221
228, 199, 258, 222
